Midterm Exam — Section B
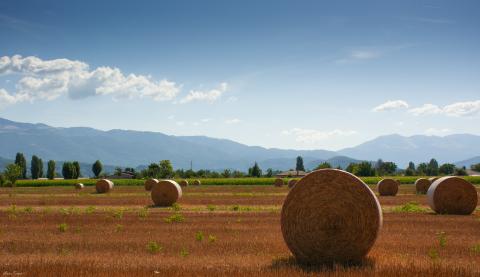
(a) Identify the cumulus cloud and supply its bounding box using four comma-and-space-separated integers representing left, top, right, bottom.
0, 55, 181, 107
179, 82, 228, 104
225, 118, 242, 124
282, 128, 357, 143
443, 100, 480, 117
372, 100, 409, 112
408, 104, 442, 116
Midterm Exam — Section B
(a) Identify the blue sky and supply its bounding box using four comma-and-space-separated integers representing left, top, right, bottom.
0, 0, 479, 150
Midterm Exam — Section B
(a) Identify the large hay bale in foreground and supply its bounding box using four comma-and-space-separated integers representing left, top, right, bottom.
415, 178, 431, 194
144, 178, 159, 191
428, 177, 440, 183
288, 179, 297, 188
179, 180, 189, 187
377, 178, 398, 196
274, 178, 284, 187
281, 169, 382, 264
193, 179, 201, 186
427, 176, 478, 215
96, 179, 114, 193
151, 180, 183, 207
74, 183, 84, 190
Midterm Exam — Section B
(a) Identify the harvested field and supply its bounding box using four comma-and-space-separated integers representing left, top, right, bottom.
0, 184, 479, 276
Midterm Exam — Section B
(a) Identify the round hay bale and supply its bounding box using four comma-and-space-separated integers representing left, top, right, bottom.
415, 178, 431, 194
274, 178, 284, 187
151, 180, 183, 207
281, 169, 382, 264
288, 179, 297, 188
74, 183, 84, 190
193, 179, 201, 186
96, 179, 114, 193
428, 177, 440, 183
427, 176, 478, 215
377, 178, 398, 196
179, 179, 189, 187
144, 178, 159, 191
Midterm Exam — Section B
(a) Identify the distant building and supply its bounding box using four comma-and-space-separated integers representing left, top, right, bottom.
107, 172, 135, 179
466, 169, 480, 176
275, 170, 307, 178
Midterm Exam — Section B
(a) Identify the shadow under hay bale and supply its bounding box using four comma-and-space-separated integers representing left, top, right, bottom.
269, 256, 376, 273
427, 176, 478, 215
377, 178, 398, 196
281, 169, 382, 265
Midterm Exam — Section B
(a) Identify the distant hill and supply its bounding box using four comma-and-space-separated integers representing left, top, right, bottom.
338, 134, 480, 167
1, 117, 480, 171
455, 156, 480, 168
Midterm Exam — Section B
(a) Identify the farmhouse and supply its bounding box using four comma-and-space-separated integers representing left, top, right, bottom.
275, 170, 307, 178
107, 171, 135, 179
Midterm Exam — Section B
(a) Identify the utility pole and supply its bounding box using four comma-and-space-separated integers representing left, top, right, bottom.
190, 160, 193, 171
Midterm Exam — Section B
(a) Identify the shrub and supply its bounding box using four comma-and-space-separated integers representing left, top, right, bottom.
146, 241, 162, 254
208, 235, 217, 243
58, 223, 68, 232
195, 231, 204, 242
392, 202, 427, 213
164, 213, 184, 223
207, 205, 216, 212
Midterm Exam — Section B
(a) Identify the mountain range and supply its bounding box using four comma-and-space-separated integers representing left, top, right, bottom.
0, 117, 479, 175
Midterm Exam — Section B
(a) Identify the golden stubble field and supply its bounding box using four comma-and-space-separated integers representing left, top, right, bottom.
0, 185, 479, 276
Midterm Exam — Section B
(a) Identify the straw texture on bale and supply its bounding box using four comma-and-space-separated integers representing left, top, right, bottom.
179, 180, 189, 187
274, 178, 284, 187
74, 183, 84, 190
144, 178, 159, 191
427, 176, 478, 215
151, 180, 183, 207
415, 178, 431, 194
95, 179, 114, 193
288, 179, 297, 188
193, 179, 201, 186
377, 178, 399, 196
281, 169, 382, 264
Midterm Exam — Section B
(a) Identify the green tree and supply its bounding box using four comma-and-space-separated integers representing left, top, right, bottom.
47, 160, 56, 180
352, 162, 376, 177
315, 162, 332, 170
416, 163, 428, 176
439, 163, 455, 175
377, 161, 397, 176
31, 155, 42, 179
346, 163, 356, 173
62, 162, 76, 179
265, 168, 273, 177
14, 152, 27, 179
454, 166, 468, 176
222, 169, 232, 178
114, 167, 122, 176
471, 163, 480, 172
4, 164, 22, 186
72, 161, 81, 178
427, 158, 439, 176
249, 162, 262, 177
146, 163, 160, 178
407, 161, 415, 171
92, 160, 103, 178
296, 156, 305, 172
0, 173, 5, 187
405, 161, 416, 176
159, 160, 174, 178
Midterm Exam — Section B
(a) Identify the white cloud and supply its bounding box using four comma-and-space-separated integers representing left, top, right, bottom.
282, 128, 357, 143
372, 100, 409, 112
0, 88, 18, 107
408, 101, 480, 117
201, 118, 211, 122
350, 50, 380, 60
176, 121, 185, 126
408, 104, 442, 116
225, 118, 242, 124
0, 55, 181, 107
424, 128, 451, 136
179, 82, 228, 104
443, 100, 480, 117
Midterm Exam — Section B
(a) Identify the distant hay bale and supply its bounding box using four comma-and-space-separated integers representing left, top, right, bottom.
193, 179, 201, 186
377, 178, 398, 196
428, 177, 440, 183
151, 180, 183, 207
288, 179, 297, 188
96, 179, 114, 193
144, 178, 159, 191
179, 180, 189, 187
274, 178, 284, 187
74, 183, 84, 190
415, 178, 431, 194
427, 176, 478, 215
281, 169, 382, 264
